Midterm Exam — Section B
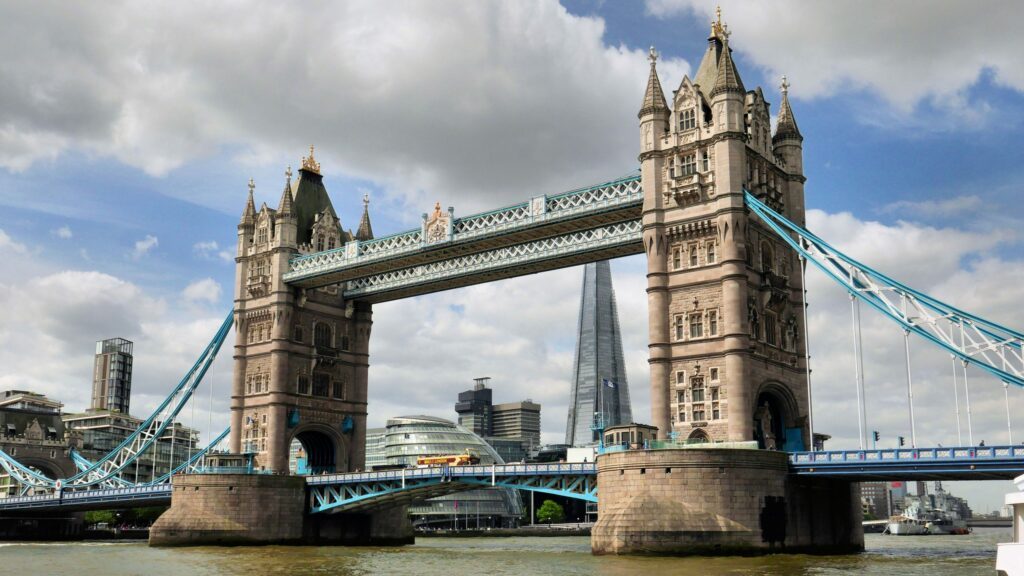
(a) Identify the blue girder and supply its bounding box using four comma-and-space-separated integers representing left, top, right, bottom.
307, 463, 597, 513
789, 445, 1024, 480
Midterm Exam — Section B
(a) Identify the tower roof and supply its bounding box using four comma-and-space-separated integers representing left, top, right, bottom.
355, 193, 374, 241
709, 39, 744, 98
638, 46, 669, 118
773, 76, 803, 142
276, 166, 294, 215
240, 178, 256, 226
291, 147, 340, 246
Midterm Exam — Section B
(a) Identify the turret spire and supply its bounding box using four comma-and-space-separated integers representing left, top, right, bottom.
277, 166, 294, 214
709, 36, 744, 98
240, 178, 256, 225
639, 45, 669, 118
355, 193, 374, 241
774, 75, 803, 142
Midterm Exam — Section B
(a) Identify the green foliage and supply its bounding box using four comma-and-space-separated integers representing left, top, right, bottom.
84, 510, 116, 525
536, 499, 565, 524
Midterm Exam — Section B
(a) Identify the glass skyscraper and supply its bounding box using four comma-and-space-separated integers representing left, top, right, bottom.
565, 260, 632, 446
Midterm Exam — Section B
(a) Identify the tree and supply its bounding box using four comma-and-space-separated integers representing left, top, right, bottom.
84, 510, 116, 525
536, 499, 565, 524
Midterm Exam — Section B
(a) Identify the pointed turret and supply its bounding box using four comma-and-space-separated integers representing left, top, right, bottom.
277, 166, 295, 215
355, 193, 374, 241
773, 76, 802, 142
240, 178, 256, 226
709, 39, 744, 98
639, 46, 669, 119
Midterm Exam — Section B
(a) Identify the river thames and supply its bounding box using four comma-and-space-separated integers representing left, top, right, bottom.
0, 529, 1008, 575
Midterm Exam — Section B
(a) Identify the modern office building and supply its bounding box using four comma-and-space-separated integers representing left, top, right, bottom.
492, 400, 541, 447
565, 260, 633, 446
91, 338, 134, 414
454, 377, 493, 437
63, 410, 197, 482
364, 415, 523, 527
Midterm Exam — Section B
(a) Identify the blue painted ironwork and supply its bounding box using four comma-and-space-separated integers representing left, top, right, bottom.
745, 191, 1024, 390
789, 445, 1024, 480
307, 463, 597, 513
0, 484, 172, 512
282, 173, 642, 287
0, 312, 233, 491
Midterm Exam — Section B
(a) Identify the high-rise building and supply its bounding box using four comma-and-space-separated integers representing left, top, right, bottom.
492, 400, 540, 447
565, 260, 633, 446
455, 377, 493, 436
91, 338, 133, 414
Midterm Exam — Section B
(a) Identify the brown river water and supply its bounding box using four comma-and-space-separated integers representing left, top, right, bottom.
0, 529, 1009, 575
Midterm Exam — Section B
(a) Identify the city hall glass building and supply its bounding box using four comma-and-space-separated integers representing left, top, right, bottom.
365, 415, 523, 527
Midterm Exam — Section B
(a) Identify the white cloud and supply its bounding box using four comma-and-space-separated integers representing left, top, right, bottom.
0, 1, 687, 212
0, 228, 27, 253
51, 225, 73, 239
182, 277, 222, 304
880, 195, 984, 219
131, 234, 158, 259
193, 240, 234, 263
646, 1, 1024, 121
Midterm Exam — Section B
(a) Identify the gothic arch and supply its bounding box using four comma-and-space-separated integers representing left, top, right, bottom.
687, 428, 709, 443
289, 422, 347, 474
752, 380, 800, 451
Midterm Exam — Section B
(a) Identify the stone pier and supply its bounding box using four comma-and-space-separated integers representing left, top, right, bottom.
591, 449, 862, 555
149, 473, 412, 547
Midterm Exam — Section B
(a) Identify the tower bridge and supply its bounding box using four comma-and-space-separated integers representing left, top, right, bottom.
3, 9, 1024, 554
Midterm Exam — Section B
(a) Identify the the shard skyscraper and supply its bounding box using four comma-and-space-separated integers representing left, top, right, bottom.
565, 260, 633, 446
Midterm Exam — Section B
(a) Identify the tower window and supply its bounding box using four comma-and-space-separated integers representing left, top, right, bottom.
702, 150, 710, 172
328, 236, 336, 250
314, 322, 333, 348
672, 247, 682, 270
680, 154, 697, 176
688, 244, 698, 267
312, 373, 330, 397
706, 242, 716, 264
680, 109, 696, 131
708, 310, 719, 336
332, 380, 345, 400
293, 325, 304, 343
691, 376, 705, 402
676, 371, 686, 386
674, 315, 685, 341
316, 234, 325, 252
297, 375, 310, 395
712, 402, 720, 420
710, 367, 719, 382
765, 312, 778, 346
760, 242, 774, 274
689, 313, 704, 339
692, 406, 706, 422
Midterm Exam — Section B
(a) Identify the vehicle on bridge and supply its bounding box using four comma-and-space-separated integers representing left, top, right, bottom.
416, 452, 480, 468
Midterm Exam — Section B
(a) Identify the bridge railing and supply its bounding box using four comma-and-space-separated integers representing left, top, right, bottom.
789, 445, 1024, 465
304, 462, 596, 486
285, 173, 642, 280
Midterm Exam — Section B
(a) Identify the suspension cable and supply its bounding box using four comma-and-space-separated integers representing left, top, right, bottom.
902, 295, 917, 447
1003, 349, 1013, 444
960, 320, 974, 445
951, 355, 962, 446
799, 245, 815, 451
850, 293, 866, 449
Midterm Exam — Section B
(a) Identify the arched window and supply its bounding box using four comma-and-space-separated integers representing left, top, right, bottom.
314, 322, 333, 348
312, 373, 330, 397
328, 236, 336, 250
316, 234, 325, 252
760, 241, 774, 274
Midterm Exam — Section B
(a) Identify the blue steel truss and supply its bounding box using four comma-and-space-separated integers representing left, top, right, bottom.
307, 463, 597, 514
0, 312, 233, 491
789, 445, 1024, 480
282, 173, 642, 295
746, 191, 1024, 390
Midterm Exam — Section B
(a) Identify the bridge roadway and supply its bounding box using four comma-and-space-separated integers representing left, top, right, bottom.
3, 446, 1023, 513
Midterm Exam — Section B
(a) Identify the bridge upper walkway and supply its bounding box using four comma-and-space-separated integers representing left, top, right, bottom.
282, 174, 642, 302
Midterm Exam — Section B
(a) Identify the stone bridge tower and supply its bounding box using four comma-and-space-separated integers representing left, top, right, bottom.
640, 13, 809, 448
231, 147, 375, 474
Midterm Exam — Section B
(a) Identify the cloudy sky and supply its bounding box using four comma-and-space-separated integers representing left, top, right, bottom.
2, 0, 1024, 511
